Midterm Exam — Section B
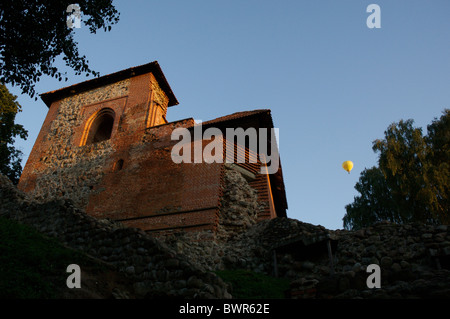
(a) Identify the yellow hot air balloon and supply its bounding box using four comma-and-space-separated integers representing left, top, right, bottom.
342, 161, 353, 174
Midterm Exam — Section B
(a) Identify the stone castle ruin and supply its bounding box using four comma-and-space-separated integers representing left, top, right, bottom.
3, 61, 450, 299
17, 61, 288, 238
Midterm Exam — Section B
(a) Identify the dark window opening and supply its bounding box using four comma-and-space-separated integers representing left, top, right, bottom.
85, 108, 115, 145
92, 115, 114, 143
114, 159, 124, 171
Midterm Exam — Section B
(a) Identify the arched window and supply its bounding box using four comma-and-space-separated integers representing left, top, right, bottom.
83, 108, 115, 145
114, 159, 124, 171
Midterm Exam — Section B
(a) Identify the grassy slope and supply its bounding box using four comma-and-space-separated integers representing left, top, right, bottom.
0, 216, 118, 298
1, 216, 289, 299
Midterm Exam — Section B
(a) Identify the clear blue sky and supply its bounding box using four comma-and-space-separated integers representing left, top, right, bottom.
7, 0, 450, 230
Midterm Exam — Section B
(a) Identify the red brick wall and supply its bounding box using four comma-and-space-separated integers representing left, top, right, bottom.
86, 121, 225, 233
18, 69, 279, 237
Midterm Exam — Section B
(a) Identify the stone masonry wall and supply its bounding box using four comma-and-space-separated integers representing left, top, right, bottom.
162, 168, 269, 271
216, 168, 265, 241
31, 141, 113, 208
1, 174, 231, 299
19, 79, 130, 207
163, 210, 450, 299
4, 168, 450, 299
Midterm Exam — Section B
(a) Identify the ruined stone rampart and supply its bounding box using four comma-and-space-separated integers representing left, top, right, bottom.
163, 208, 450, 299
0, 174, 231, 299
4, 164, 450, 299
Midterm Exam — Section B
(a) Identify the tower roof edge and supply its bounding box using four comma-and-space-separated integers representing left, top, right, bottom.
40, 61, 179, 108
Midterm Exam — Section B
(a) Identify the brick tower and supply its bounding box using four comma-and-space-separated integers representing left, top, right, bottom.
18, 61, 287, 237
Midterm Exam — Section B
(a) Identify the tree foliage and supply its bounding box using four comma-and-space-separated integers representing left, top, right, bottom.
0, 0, 120, 98
425, 110, 450, 220
0, 84, 28, 184
343, 109, 450, 230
